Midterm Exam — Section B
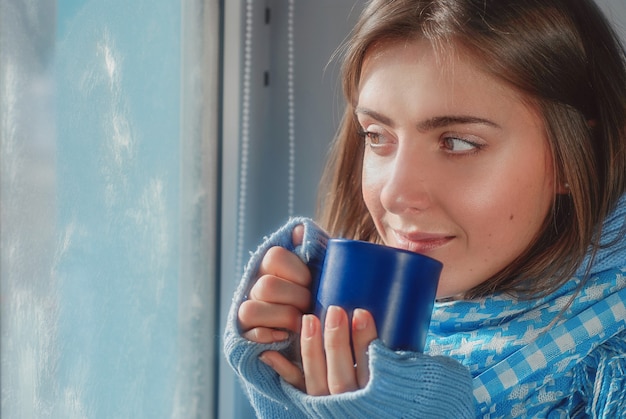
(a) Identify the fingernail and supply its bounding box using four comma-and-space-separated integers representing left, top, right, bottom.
353, 308, 368, 331
326, 306, 342, 330
259, 353, 273, 368
272, 330, 289, 341
302, 315, 315, 339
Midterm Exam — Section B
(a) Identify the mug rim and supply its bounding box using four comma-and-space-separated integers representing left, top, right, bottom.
327, 238, 443, 268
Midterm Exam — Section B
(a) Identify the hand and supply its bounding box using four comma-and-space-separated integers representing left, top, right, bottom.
238, 225, 311, 343
260, 306, 378, 395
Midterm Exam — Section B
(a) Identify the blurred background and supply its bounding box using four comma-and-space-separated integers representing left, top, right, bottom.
1, 0, 624, 418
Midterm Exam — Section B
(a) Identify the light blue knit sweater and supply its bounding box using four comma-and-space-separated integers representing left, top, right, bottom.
224, 195, 626, 418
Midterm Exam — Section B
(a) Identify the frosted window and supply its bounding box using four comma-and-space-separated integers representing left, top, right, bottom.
1, 0, 219, 417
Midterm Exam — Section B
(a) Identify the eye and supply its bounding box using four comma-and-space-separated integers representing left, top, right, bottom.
441, 135, 484, 154
364, 131, 383, 145
358, 126, 393, 150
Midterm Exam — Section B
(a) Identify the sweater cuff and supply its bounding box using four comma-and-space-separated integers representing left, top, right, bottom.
283, 340, 474, 418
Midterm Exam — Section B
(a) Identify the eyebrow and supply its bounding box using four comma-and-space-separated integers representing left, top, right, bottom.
354, 107, 501, 131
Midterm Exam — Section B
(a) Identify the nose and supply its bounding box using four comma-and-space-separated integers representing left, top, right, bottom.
379, 144, 433, 214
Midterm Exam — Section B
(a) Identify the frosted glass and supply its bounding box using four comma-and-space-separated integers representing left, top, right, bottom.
1, 0, 216, 417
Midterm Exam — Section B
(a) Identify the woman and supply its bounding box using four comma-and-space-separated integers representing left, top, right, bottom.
225, 0, 626, 416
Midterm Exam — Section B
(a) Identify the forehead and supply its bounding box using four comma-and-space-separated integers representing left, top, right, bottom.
358, 37, 532, 109
361, 39, 491, 95
361, 37, 474, 82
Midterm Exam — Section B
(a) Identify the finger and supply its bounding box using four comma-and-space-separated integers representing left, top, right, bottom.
292, 224, 304, 247
241, 327, 289, 344
324, 306, 358, 394
249, 274, 311, 311
259, 246, 311, 287
300, 314, 329, 396
238, 299, 302, 333
352, 308, 377, 388
259, 351, 305, 392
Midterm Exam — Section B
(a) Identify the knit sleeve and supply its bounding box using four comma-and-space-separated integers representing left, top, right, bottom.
282, 340, 474, 418
222, 217, 328, 418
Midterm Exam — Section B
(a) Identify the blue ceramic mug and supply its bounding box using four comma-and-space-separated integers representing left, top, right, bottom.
312, 238, 442, 352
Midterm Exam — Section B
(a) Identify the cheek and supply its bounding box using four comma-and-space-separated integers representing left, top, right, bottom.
361, 152, 392, 214
361, 167, 379, 212
462, 166, 553, 252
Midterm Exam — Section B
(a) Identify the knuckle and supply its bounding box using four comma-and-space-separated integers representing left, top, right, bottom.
251, 275, 278, 300
237, 300, 258, 326
262, 246, 286, 268
239, 299, 302, 332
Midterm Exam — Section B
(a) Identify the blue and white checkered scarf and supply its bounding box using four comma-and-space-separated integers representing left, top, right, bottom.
427, 196, 626, 417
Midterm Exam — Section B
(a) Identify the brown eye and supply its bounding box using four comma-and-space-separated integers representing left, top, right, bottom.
365, 131, 382, 144
442, 136, 483, 154
358, 129, 386, 146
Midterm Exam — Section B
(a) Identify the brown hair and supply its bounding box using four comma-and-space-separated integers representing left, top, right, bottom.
317, 0, 626, 299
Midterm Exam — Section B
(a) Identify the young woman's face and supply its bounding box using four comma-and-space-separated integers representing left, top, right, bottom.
358, 40, 557, 298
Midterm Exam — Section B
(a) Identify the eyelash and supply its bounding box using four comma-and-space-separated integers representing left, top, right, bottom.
357, 128, 374, 140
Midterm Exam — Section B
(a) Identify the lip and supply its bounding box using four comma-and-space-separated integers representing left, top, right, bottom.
391, 229, 454, 254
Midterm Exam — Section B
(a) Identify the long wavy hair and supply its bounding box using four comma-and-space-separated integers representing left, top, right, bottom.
317, 0, 626, 299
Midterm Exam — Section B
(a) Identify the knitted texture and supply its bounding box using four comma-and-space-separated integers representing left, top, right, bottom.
283, 340, 472, 418
224, 195, 626, 418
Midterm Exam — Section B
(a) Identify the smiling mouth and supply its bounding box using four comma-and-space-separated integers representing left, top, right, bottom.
392, 231, 454, 253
